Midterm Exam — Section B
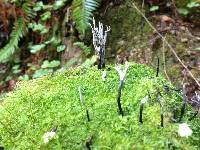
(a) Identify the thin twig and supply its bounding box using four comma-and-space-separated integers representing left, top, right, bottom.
131, 2, 200, 88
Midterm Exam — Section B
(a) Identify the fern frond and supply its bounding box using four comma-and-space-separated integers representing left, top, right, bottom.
22, 1, 36, 20
0, 18, 26, 63
72, 0, 100, 34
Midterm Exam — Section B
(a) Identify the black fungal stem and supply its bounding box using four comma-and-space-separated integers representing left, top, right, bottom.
160, 104, 164, 127
0, 146, 4, 150
156, 57, 159, 77
188, 111, 198, 121
139, 96, 148, 124
98, 51, 102, 69
157, 89, 164, 127
179, 83, 187, 122
78, 87, 90, 122
86, 110, 90, 122
179, 101, 186, 122
170, 108, 178, 122
85, 136, 93, 150
117, 80, 124, 116
139, 103, 144, 124
147, 90, 151, 100
115, 63, 129, 116
98, 52, 105, 69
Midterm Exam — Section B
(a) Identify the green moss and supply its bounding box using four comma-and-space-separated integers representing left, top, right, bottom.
0, 63, 199, 149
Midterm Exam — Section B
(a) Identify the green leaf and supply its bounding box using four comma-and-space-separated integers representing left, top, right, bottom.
0, 18, 26, 62
40, 11, 51, 21
41, 60, 61, 68
73, 42, 91, 54
12, 65, 20, 70
0, 69, 6, 74
57, 45, 66, 52
45, 37, 61, 46
81, 55, 97, 68
51, 37, 61, 46
28, 63, 37, 70
33, 1, 44, 11
5, 75, 12, 82
194, 47, 200, 51
53, 0, 66, 10
72, 0, 100, 34
187, 2, 200, 8
29, 44, 46, 53
0, 81, 5, 86
12, 66, 20, 74
178, 8, 189, 15
12, 65, 21, 74
32, 69, 49, 79
150, 6, 159, 12
18, 74, 29, 81
28, 23, 49, 34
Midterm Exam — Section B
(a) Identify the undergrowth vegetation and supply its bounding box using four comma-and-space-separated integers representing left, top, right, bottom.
0, 63, 199, 149
0, 0, 100, 62
0, 0, 101, 91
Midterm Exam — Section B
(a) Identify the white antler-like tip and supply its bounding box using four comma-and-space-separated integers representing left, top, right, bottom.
105, 26, 111, 32
115, 63, 129, 81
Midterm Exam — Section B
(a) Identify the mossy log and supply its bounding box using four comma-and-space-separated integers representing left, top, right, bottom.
0, 63, 199, 149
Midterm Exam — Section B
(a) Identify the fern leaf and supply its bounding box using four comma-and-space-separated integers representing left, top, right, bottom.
0, 18, 26, 63
22, 1, 36, 20
72, 0, 100, 34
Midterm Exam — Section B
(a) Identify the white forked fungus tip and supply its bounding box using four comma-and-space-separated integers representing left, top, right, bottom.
43, 131, 56, 144
115, 62, 129, 81
102, 71, 106, 81
141, 96, 148, 104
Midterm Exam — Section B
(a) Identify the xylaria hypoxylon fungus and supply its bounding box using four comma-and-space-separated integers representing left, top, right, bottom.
139, 96, 148, 124
78, 86, 90, 121
179, 83, 187, 122
89, 18, 111, 69
102, 71, 106, 81
115, 62, 129, 116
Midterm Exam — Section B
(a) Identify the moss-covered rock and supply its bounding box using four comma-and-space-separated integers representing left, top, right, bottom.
0, 63, 199, 149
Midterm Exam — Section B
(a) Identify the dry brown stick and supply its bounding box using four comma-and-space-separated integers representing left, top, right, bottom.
131, 2, 200, 88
